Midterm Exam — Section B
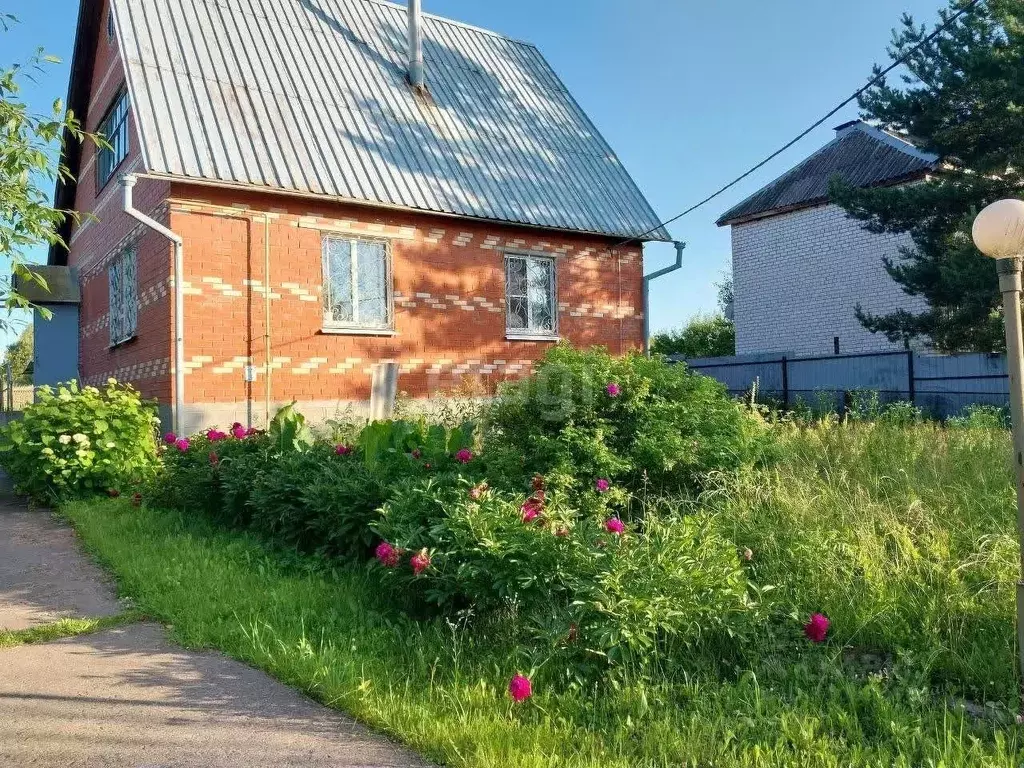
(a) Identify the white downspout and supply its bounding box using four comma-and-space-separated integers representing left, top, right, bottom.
407, 0, 425, 89
643, 241, 686, 355
122, 174, 185, 436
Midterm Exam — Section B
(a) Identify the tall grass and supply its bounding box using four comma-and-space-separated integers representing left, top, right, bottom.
61, 417, 1022, 767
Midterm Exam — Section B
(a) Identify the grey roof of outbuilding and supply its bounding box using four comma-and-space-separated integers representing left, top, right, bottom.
716, 122, 938, 226
109, 0, 670, 242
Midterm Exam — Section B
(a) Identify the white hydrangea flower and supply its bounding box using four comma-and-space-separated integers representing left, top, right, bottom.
58, 434, 72, 445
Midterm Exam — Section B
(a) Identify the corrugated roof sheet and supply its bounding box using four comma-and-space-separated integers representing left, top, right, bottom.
112, 0, 670, 242
717, 122, 938, 226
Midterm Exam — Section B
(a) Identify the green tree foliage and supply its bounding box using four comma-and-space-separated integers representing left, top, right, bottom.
1, 17, 97, 328
4, 326, 32, 384
830, 0, 1024, 352
650, 314, 736, 358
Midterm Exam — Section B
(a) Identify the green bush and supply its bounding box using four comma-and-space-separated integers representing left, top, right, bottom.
650, 313, 735, 358
373, 474, 752, 673
0, 379, 159, 501
484, 345, 770, 501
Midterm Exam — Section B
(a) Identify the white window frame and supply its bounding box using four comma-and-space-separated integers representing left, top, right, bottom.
108, 246, 138, 347
96, 88, 130, 190
321, 236, 395, 335
504, 252, 558, 340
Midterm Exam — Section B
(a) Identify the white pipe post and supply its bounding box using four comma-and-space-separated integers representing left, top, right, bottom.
122, 174, 185, 436
408, 0, 425, 89
997, 256, 1024, 703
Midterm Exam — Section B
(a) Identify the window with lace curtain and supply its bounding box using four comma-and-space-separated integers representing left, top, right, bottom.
108, 247, 138, 346
321, 236, 393, 332
505, 253, 557, 338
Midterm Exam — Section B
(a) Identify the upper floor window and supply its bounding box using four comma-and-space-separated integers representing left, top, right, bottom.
322, 236, 392, 331
505, 253, 557, 337
96, 89, 130, 189
108, 246, 138, 347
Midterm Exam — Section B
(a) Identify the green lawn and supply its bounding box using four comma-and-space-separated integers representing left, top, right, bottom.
62, 418, 1023, 767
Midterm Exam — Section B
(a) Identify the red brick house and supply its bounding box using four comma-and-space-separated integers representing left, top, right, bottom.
48, 0, 670, 433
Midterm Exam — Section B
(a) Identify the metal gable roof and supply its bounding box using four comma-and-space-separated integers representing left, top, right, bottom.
111, 0, 671, 241
716, 122, 938, 226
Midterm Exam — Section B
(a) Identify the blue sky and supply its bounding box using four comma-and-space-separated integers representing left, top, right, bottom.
3, 0, 945, 350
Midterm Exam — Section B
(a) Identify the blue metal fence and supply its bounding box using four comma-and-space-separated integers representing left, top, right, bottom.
672, 350, 1010, 418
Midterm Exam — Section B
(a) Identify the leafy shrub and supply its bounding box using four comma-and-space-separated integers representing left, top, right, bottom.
0, 379, 159, 501
484, 345, 769, 500
650, 314, 735, 358
373, 474, 752, 673
947, 403, 1009, 429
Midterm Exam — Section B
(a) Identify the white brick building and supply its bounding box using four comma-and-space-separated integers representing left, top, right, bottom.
717, 121, 937, 357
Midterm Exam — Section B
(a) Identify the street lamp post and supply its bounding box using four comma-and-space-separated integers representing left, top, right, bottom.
972, 198, 1024, 709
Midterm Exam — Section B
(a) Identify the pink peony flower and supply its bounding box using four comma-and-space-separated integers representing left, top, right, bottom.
521, 498, 542, 524
424, 462, 432, 470
743, 547, 754, 562
411, 449, 422, 459
455, 448, 473, 464
375, 542, 401, 568
335, 444, 353, 456
605, 382, 621, 397
804, 613, 830, 643
163, 432, 177, 445
175, 438, 190, 452
469, 482, 489, 500
209, 451, 220, 466
231, 424, 247, 440
595, 478, 610, 493
207, 429, 228, 442
508, 674, 533, 703
605, 517, 625, 535
411, 549, 431, 575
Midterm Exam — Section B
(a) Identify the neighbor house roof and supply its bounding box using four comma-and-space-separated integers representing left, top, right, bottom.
100, 0, 669, 243
716, 121, 938, 226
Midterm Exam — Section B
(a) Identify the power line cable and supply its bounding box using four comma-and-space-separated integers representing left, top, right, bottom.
620, 0, 984, 248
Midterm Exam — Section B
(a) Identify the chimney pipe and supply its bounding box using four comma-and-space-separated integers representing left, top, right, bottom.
407, 0, 424, 89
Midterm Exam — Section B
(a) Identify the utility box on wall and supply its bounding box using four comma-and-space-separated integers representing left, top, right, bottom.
13, 266, 81, 389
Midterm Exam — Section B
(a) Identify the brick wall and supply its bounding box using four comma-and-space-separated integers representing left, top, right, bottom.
731, 202, 926, 357
70, 0, 172, 403
165, 184, 643, 428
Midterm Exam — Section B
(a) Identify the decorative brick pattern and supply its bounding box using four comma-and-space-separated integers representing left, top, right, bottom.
731, 202, 927, 357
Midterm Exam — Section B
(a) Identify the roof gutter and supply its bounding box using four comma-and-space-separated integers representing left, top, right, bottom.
643, 241, 686, 355
122, 174, 185, 436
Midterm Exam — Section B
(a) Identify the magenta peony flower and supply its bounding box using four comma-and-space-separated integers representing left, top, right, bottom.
411, 549, 431, 575
531, 475, 546, 491
175, 438, 190, 452
521, 499, 542, 524
335, 444, 353, 456
605, 517, 625, 535
163, 432, 177, 445
207, 429, 228, 442
595, 478, 610, 493
209, 451, 219, 466
605, 382, 621, 397
245, 427, 260, 437
375, 542, 401, 568
455, 448, 473, 464
804, 613, 830, 643
508, 674, 532, 703
231, 424, 247, 440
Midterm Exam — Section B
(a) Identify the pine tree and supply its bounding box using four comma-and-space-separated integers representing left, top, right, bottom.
830, 0, 1024, 352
